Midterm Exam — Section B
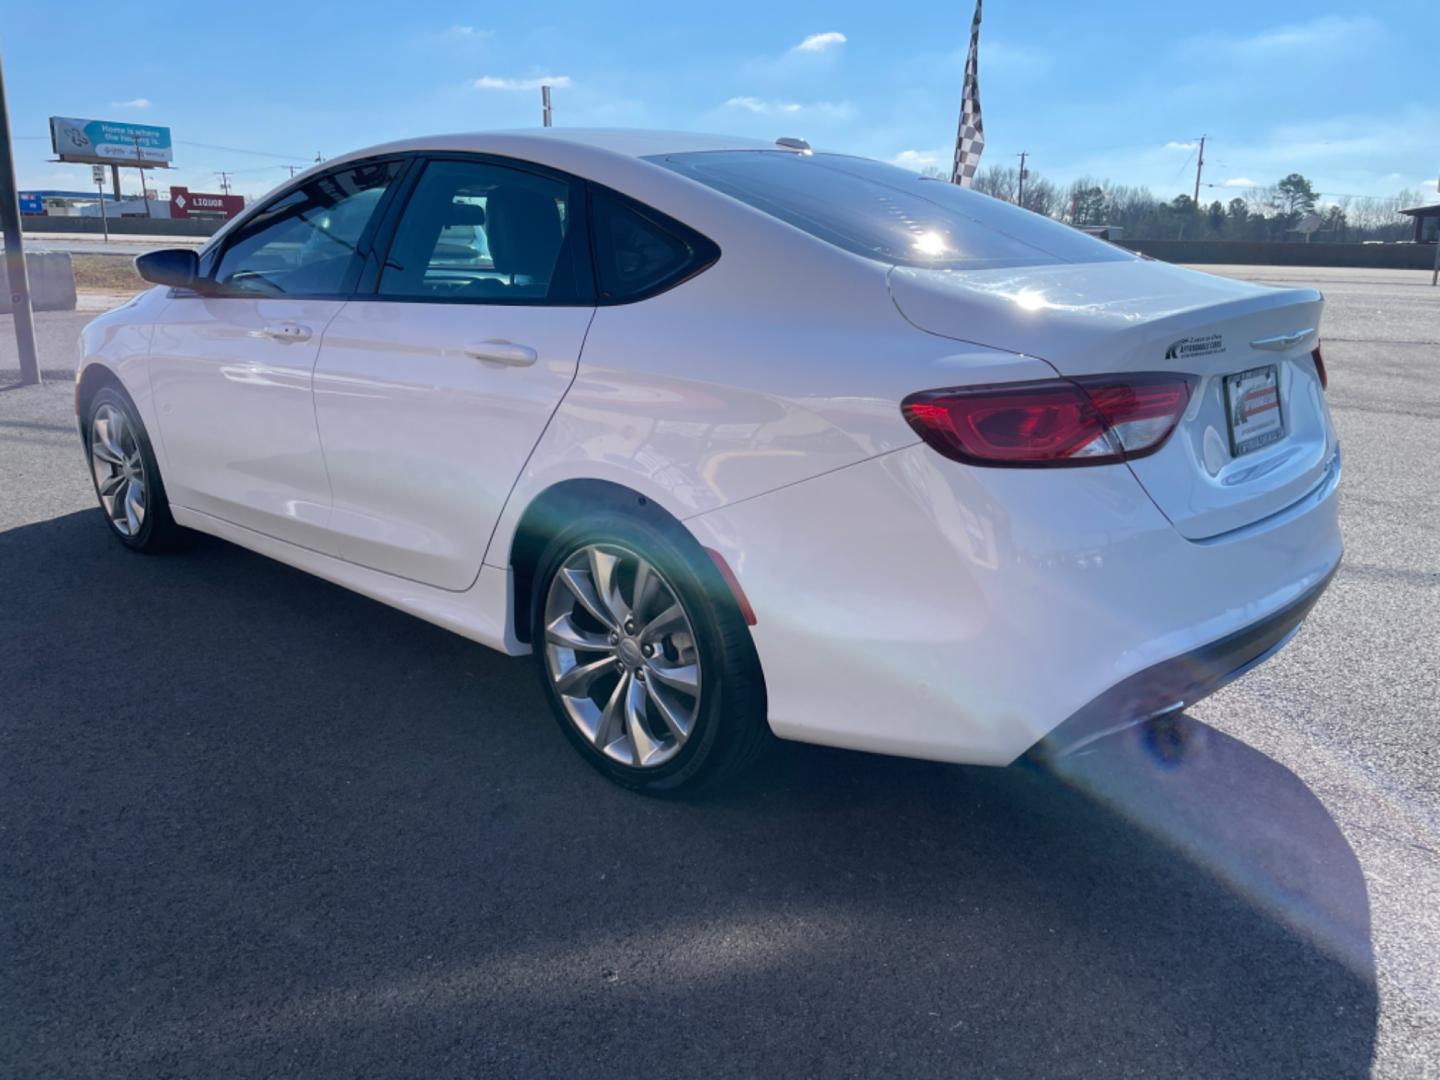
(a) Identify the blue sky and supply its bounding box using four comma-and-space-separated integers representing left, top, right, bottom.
3, 0, 1436, 205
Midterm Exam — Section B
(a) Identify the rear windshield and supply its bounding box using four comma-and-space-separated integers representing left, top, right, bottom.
650, 150, 1131, 271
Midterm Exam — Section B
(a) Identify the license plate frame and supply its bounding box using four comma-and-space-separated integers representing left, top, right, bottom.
1223, 364, 1285, 457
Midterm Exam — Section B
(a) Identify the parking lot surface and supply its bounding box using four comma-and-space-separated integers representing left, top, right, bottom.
2, 266, 1437, 1078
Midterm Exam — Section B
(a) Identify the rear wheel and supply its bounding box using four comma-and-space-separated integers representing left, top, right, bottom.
85, 386, 187, 552
531, 512, 768, 794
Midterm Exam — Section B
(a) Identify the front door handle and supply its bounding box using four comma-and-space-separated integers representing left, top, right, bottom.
261, 322, 312, 343
464, 340, 537, 367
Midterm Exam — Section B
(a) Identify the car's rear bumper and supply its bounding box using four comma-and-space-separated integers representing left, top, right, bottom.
685, 442, 1342, 766
1026, 562, 1338, 761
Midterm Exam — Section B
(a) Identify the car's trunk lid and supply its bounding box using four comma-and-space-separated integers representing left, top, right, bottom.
889, 258, 1337, 540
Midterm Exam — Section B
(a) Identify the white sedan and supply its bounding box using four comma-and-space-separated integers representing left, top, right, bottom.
78, 130, 1341, 793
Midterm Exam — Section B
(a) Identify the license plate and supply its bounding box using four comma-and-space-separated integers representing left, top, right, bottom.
1224, 365, 1284, 456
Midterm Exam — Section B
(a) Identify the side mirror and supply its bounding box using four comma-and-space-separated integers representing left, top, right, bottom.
134, 248, 201, 290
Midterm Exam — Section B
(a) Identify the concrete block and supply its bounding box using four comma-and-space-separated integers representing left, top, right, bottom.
1, 250, 78, 313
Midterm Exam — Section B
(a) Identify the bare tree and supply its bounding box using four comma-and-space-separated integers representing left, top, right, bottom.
973, 164, 1019, 201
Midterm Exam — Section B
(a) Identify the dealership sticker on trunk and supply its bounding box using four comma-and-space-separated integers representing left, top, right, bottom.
1224, 365, 1284, 456
1165, 334, 1224, 360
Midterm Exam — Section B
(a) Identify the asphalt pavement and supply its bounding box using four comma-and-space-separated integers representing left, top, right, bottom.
2, 266, 1437, 1079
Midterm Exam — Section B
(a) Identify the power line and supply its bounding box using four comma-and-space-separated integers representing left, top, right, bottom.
176, 139, 310, 161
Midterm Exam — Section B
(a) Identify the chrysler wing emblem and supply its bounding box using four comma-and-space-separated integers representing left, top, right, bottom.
1249, 328, 1315, 351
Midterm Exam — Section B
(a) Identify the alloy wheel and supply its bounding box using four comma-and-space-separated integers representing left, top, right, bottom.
542, 544, 702, 768
90, 403, 147, 537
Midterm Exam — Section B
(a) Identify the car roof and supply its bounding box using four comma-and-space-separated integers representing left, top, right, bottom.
325, 128, 775, 168
214, 130, 820, 256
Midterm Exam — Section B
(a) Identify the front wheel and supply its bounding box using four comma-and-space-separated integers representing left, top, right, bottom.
531, 512, 768, 795
85, 386, 188, 552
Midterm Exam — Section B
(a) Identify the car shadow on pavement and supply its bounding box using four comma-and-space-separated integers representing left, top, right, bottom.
2, 511, 1377, 1080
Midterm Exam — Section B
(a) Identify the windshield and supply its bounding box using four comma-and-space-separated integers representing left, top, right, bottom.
651, 150, 1132, 270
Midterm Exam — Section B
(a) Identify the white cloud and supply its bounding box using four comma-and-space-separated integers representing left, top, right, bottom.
892, 149, 941, 170
724, 96, 850, 118
1164, 140, 1197, 151
726, 96, 800, 114
1229, 15, 1383, 59
794, 31, 846, 54
1223, 177, 1258, 188
446, 25, 491, 37
110, 98, 151, 109
475, 75, 572, 91
1181, 15, 1385, 67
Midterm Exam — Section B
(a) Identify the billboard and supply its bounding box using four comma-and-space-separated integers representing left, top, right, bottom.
19, 193, 45, 215
49, 116, 173, 167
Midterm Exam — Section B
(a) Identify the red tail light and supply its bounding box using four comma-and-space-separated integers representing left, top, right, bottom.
1311, 343, 1328, 390
902, 373, 1194, 468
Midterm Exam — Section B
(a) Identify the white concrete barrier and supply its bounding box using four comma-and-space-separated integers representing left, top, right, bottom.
1, 251, 78, 313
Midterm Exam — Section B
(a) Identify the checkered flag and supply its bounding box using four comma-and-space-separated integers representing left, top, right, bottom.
950, 0, 985, 186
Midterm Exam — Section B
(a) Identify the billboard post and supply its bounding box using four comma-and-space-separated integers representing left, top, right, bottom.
133, 137, 151, 218
0, 51, 41, 386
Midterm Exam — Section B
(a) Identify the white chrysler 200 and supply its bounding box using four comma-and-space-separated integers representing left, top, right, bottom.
77, 130, 1341, 793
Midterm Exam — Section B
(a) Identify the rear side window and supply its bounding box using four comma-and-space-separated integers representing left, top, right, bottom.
588, 187, 718, 303
377, 159, 586, 304
652, 150, 1130, 271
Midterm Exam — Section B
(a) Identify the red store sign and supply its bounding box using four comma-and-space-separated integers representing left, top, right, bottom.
169, 186, 245, 219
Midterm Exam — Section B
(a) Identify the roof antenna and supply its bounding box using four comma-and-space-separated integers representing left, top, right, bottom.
774, 136, 811, 154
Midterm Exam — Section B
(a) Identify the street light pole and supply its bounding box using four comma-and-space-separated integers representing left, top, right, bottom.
0, 49, 40, 386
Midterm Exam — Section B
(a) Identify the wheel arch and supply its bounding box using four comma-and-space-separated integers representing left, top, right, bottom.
507, 478, 705, 645
75, 362, 127, 427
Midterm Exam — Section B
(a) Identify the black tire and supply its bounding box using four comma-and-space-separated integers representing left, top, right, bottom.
84, 385, 189, 553
530, 509, 769, 795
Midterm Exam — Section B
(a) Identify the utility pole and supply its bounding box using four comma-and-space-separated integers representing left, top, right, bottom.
542, 84, 552, 127
217, 171, 232, 195
1017, 151, 1028, 207
287, 165, 299, 178
0, 49, 40, 386
1192, 135, 1206, 205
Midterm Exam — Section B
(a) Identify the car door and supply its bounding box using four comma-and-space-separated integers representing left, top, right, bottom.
147, 158, 406, 551
311, 156, 596, 591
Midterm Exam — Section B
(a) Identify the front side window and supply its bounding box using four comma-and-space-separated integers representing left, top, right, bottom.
211, 160, 402, 296
377, 159, 581, 303
652, 150, 1131, 271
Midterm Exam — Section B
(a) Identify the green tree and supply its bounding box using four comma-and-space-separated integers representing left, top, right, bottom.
1276, 173, 1318, 215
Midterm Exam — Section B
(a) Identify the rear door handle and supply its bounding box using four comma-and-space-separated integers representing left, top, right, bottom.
464, 340, 537, 367
261, 322, 312, 343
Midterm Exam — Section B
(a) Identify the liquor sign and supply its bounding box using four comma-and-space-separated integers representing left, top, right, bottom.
169, 186, 245, 219
50, 116, 173, 166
